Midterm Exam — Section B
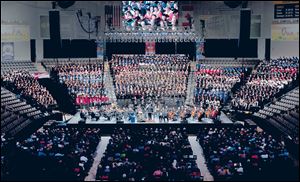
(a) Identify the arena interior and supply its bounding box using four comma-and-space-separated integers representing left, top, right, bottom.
1, 1, 299, 181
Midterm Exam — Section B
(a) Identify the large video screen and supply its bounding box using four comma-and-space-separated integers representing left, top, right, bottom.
122, 1, 179, 31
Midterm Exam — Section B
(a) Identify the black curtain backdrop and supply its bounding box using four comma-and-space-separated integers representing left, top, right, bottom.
43, 39, 56, 58
43, 39, 96, 58
70, 39, 96, 58
265, 39, 271, 60
204, 39, 257, 58
155, 42, 175, 54
106, 42, 145, 60
61, 39, 71, 58
44, 39, 257, 59
238, 39, 258, 58
106, 42, 196, 59
177, 42, 196, 59
30, 39, 36, 62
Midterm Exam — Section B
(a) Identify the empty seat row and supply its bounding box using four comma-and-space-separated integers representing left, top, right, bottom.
1, 87, 45, 120
283, 114, 299, 127
9, 119, 32, 136
280, 98, 299, 106
253, 112, 267, 119
1, 111, 11, 120
290, 111, 299, 120
1, 61, 38, 74
268, 118, 291, 136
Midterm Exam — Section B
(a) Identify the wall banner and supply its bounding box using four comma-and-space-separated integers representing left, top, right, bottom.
196, 40, 205, 60
1, 24, 30, 42
272, 23, 299, 41
145, 42, 156, 54
96, 40, 104, 59
1, 42, 14, 61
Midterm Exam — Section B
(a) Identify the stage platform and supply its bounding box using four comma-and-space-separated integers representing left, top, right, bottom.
39, 111, 238, 134
62, 111, 236, 134
67, 111, 233, 125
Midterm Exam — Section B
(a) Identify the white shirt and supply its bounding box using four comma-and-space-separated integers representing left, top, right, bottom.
80, 156, 88, 163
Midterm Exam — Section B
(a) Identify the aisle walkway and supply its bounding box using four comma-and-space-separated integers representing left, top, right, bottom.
85, 136, 111, 181
104, 62, 117, 104
185, 69, 196, 106
188, 136, 214, 181
34, 62, 47, 72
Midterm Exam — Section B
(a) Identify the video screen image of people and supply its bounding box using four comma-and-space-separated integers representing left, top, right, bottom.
122, 1, 179, 31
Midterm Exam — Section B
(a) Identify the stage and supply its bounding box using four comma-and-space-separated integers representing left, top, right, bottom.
61, 111, 236, 134
67, 111, 233, 124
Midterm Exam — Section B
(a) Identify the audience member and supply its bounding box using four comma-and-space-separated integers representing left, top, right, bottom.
97, 127, 202, 181
52, 63, 109, 106
15, 127, 101, 180
231, 57, 299, 111
197, 127, 295, 181
1, 71, 57, 109
111, 55, 190, 100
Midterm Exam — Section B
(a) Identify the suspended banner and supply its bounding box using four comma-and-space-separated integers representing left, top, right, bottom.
96, 40, 104, 59
145, 42, 156, 54
1, 24, 30, 42
196, 40, 205, 60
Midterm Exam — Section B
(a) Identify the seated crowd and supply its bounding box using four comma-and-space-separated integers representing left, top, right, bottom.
51, 63, 109, 106
1, 71, 57, 110
97, 127, 202, 181
197, 127, 297, 181
6, 127, 101, 180
193, 65, 245, 119
231, 57, 299, 111
111, 55, 190, 100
